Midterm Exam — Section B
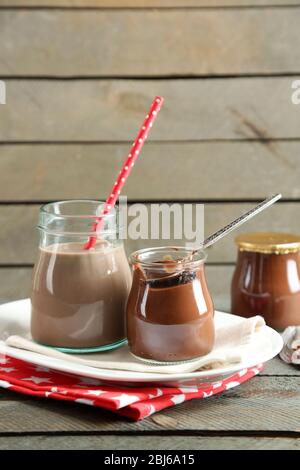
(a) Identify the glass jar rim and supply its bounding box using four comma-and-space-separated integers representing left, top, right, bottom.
129, 246, 207, 269
40, 199, 117, 220
38, 199, 122, 236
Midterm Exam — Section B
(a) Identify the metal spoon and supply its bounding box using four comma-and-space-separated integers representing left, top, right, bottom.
201, 193, 282, 250
157, 193, 282, 279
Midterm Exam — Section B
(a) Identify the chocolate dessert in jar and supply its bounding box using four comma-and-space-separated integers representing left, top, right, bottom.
231, 232, 300, 330
126, 247, 215, 363
31, 200, 132, 352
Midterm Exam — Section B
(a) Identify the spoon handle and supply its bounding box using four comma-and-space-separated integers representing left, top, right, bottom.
202, 193, 282, 250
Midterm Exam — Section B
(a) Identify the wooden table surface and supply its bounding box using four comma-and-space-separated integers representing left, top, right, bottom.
0, 356, 299, 450
1, 0, 300, 452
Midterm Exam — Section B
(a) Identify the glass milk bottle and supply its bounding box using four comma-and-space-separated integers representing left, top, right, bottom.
31, 200, 132, 353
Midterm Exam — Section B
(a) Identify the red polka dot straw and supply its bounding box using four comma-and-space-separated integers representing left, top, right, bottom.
85, 96, 164, 250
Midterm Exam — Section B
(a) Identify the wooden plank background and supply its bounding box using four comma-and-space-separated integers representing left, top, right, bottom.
1, 435, 300, 451
2, 1, 300, 7
0, 203, 298, 263
1, 9, 300, 76
0, 0, 299, 311
0, 143, 299, 199
1, 79, 300, 140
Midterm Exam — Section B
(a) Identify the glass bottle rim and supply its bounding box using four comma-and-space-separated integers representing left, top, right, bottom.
38, 199, 121, 237
129, 246, 207, 270
40, 199, 116, 220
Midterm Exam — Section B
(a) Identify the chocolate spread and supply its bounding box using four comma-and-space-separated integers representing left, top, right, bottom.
126, 257, 215, 362
231, 250, 300, 330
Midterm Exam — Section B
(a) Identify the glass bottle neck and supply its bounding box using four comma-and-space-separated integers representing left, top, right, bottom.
37, 199, 123, 248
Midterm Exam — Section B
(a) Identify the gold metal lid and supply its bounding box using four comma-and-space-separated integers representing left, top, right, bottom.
235, 232, 300, 254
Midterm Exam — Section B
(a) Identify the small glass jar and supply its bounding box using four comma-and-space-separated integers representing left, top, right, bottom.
31, 200, 132, 353
231, 232, 300, 330
126, 246, 215, 364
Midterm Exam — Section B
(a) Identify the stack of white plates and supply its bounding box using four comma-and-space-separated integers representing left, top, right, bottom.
0, 299, 283, 387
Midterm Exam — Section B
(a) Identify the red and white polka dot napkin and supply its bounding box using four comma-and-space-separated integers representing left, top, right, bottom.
0, 355, 263, 420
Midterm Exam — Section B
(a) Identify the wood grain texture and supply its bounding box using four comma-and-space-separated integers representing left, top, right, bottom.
260, 357, 300, 376
0, 203, 298, 264
0, 268, 33, 302
1, 9, 300, 76
0, 0, 298, 448
1, 78, 299, 141
1, 142, 299, 200
0, 435, 299, 450
0, 266, 233, 312
2, 1, 300, 7
0, 377, 299, 432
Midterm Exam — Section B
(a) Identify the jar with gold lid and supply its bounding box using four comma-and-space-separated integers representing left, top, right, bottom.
231, 232, 300, 330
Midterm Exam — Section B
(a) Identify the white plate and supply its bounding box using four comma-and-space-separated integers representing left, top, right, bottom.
0, 299, 283, 387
